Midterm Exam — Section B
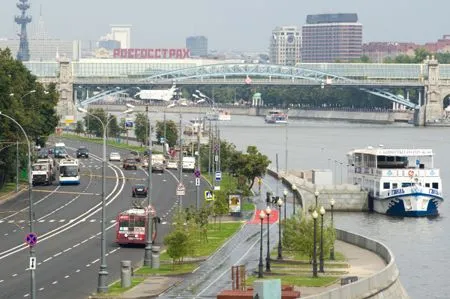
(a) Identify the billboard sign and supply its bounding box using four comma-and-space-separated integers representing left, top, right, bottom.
113, 48, 190, 59
125, 118, 134, 129
228, 195, 241, 213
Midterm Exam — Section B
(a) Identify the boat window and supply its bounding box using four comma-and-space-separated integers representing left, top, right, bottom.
383, 182, 390, 189
402, 182, 413, 187
432, 182, 439, 189
425, 183, 430, 187
392, 183, 398, 189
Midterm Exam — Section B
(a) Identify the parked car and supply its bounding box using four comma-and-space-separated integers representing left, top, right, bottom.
76, 146, 89, 158
132, 184, 148, 197
109, 152, 121, 162
123, 158, 137, 170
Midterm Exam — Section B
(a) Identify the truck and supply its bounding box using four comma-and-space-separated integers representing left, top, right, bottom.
151, 154, 166, 173
182, 156, 196, 172
32, 161, 54, 185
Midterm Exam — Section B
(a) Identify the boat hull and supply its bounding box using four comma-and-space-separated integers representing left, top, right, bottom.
373, 193, 442, 217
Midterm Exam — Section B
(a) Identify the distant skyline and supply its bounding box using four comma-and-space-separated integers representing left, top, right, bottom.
0, 0, 449, 52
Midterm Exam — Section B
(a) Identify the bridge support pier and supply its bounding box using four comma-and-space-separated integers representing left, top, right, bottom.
56, 59, 75, 125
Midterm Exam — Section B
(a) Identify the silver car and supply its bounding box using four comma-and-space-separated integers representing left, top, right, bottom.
109, 152, 121, 162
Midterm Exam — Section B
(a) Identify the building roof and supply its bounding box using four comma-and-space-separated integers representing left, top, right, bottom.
349, 147, 434, 157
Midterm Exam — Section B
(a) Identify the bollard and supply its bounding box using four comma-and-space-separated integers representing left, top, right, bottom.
151, 245, 161, 269
121, 260, 132, 288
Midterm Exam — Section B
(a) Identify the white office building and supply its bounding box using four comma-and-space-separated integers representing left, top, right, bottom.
110, 25, 132, 48
269, 26, 301, 66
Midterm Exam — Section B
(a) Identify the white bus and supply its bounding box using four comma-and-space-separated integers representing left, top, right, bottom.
59, 158, 80, 185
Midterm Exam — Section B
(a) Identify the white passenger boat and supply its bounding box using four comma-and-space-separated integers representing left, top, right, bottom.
265, 110, 288, 124
347, 146, 443, 217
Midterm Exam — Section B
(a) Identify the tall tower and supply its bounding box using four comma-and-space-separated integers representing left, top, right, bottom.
15, 0, 32, 61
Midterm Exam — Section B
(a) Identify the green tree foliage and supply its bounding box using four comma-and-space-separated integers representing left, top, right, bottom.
134, 112, 149, 145
83, 108, 107, 137
164, 231, 189, 265
155, 120, 178, 147
229, 146, 271, 190
0, 49, 58, 186
283, 214, 335, 261
106, 115, 121, 138
75, 120, 84, 134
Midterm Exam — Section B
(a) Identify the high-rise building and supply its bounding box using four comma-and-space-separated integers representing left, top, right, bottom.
301, 13, 362, 62
186, 36, 208, 57
269, 26, 301, 66
110, 24, 132, 48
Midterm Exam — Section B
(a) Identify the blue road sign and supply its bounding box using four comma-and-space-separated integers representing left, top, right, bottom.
416, 159, 420, 166
194, 169, 201, 178
25, 233, 38, 247
215, 171, 222, 182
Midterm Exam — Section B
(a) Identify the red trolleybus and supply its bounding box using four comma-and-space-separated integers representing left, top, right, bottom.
115, 205, 156, 245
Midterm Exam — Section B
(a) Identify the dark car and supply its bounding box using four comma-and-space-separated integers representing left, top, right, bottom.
123, 158, 137, 170
132, 184, 148, 197
76, 147, 89, 158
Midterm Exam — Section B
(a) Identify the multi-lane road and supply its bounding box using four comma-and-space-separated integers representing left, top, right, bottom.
0, 138, 206, 299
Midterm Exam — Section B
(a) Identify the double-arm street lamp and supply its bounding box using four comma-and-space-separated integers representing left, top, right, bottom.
312, 209, 318, 278
0, 111, 35, 298
265, 206, 272, 272
330, 198, 335, 260
77, 105, 134, 293
319, 206, 326, 273
277, 198, 283, 260
258, 210, 265, 278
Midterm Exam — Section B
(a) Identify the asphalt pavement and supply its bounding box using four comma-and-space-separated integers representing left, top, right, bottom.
0, 137, 207, 299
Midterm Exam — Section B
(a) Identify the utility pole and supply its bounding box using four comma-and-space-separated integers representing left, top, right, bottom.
16, 140, 19, 192
196, 124, 201, 210
208, 119, 212, 179
144, 105, 153, 266
163, 111, 167, 156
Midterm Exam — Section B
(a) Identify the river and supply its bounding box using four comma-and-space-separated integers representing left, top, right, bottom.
213, 115, 447, 299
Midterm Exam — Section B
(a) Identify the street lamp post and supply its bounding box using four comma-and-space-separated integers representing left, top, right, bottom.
330, 198, 335, 260
283, 189, 288, 223
0, 111, 35, 298
265, 206, 272, 272
144, 105, 153, 267
258, 210, 265, 278
77, 106, 133, 293
314, 190, 319, 209
292, 184, 297, 215
319, 206, 326, 273
277, 198, 283, 260
312, 210, 318, 278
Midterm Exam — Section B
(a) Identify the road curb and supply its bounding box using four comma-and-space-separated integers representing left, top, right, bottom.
0, 185, 27, 205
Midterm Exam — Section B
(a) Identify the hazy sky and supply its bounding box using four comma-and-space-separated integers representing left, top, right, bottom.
1, 0, 448, 51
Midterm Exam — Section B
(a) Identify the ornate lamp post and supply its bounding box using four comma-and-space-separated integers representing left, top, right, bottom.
319, 206, 326, 273
277, 198, 283, 260
258, 210, 265, 278
312, 209, 318, 278
292, 184, 297, 215
314, 190, 319, 209
283, 189, 288, 222
265, 206, 272, 272
330, 198, 335, 260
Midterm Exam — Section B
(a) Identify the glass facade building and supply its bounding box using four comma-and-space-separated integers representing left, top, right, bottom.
302, 13, 363, 63
186, 36, 208, 57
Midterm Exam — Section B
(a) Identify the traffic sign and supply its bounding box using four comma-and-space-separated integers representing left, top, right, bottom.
25, 233, 38, 247
205, 190, 215, 201
214, 144, 219, 152
194, 168, 201, 178
176, 182, 185, 196
195, 178, 200, 186
215, 171, 222, 182
29, 257, 36, 270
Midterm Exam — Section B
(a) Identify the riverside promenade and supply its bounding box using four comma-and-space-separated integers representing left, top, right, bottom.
110, 173, 406, 299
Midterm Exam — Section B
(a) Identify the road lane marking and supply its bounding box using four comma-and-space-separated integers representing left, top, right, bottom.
12, 273, 18, 277
39, 288, 44, 291
0, 279, 3, 283
63, 248, 71, 253
53, 252, 62, 257
43, 257, 52, 263
23, 294, 29, 297
86, 264, 91, 267
76, 269, 80, 273
91, 258, 100, 264
52, 281, 58, 284
64, 275, 70, 279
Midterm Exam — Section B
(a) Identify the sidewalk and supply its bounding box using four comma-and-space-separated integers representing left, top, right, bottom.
110, 178, 387, 299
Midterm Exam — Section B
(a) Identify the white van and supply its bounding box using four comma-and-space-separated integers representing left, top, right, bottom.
182, 157, 196, 172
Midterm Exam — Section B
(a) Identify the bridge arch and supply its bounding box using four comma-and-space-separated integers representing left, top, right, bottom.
81, 63, 418, 108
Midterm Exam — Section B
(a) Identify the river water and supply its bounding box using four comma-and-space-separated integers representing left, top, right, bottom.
211, 115, 447, 299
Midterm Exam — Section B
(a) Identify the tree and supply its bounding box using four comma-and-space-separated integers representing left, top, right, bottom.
164, 231, 189, 266
229, 146, 271, 190
107, 115, 121, 138
75, 120, 84, 134
155, 120, 178, 147
83, 108, 107, 137
134, 112, 149, 145
283, 214, 335, 261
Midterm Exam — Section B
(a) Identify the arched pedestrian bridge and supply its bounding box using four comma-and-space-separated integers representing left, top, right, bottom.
26, 56, 450, 125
